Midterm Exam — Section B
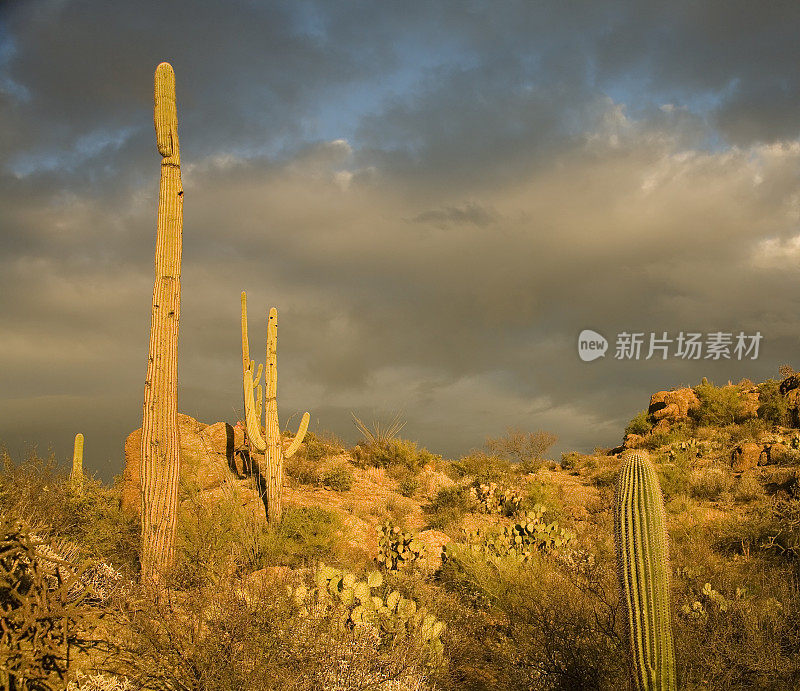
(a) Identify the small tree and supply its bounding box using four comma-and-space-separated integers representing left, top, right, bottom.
486, 427, 558, 472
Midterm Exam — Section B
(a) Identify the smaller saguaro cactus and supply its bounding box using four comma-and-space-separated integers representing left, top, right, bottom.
70, 433, 84, 490
614, 449, 676, 691
241, 291, 309, 523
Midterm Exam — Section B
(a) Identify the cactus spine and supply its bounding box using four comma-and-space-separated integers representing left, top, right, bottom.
140, 62, 183, 585
241, 292, 309, 523
614, 450, 676, 691
70, 433, 84, 490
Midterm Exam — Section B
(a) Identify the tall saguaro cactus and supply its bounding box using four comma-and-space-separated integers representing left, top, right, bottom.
614, 450, 677, 691
241, 291, 309, 524
140, 62, 183, 585
70, 433, 84, 490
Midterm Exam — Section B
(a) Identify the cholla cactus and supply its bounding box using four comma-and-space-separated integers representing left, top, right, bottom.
377, 521, 424, 571
614, 450, 676, 691
140, 62, 183, 585
241, 292, 310, 523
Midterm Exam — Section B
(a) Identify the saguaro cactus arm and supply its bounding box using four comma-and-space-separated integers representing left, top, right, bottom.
614, 450, 676, 691
241, 291, 266, 451
285, 412, 310, 458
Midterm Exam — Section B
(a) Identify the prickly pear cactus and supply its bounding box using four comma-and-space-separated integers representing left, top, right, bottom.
469, 482, 523, 515
614, 450, 676, 691
293, 563, 445, 664
376, 521, 424, 571
458, 504, 575, 564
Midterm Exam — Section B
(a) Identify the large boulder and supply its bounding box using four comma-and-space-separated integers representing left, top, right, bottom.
648, 388, 700, 426
121, 414, 248, 516
730, 443, 766, 473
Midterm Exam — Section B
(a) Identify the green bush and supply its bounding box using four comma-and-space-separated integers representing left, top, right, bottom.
423, 485, 471, 532
625, 409, 652, 436
689, 467, 732, 501
450, 451, 514, 483
321, 463, 354, 491
692, 381, 754, 427
351, 438, 441, 472
757, 378, 790, 427
261, 506, 345, 569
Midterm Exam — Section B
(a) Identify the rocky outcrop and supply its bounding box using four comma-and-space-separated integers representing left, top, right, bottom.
121, 414, 251, 516
648, 388, 700, 427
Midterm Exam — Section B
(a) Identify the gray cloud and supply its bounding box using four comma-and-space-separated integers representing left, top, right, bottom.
1, 1, 799, 477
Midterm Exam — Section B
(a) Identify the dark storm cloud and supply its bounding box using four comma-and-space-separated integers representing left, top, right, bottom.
1, 0, 800, 475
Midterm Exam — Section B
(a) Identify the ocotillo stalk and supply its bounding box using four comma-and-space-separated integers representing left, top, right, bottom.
614, 450, 676, 691
241, 292, 309, 523
70, 433, 84, 490
141, 62, 183, 586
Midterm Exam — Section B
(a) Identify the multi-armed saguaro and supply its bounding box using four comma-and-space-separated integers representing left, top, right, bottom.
70, 433, 84, 490
140, 62, 183, 585
613, 449, 676, 691
241, 291, 309, 524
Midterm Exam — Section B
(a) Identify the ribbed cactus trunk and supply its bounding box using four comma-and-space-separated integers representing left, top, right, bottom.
265, 307, 282, 523
70, 433, 84, 490
240, 293, 309, 525
140, 62, 183, 586
614, 450, 677, 691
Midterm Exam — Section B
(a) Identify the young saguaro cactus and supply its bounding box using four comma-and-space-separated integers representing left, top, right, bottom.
140, 62, 183, 585
614, 450, 677, 691
70, 433, 84, 490
241, 291, 309, 524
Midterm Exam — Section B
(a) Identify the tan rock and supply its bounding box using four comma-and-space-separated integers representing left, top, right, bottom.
648, 388, 700, 423
416, 529, 451, 572
623, 433, 645, 449
731, 443, 763, 473
121, 413, 250, 517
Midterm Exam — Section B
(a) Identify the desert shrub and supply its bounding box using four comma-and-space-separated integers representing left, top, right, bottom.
732, 473, 765, 502
692, 381, 754, 427
468, 481, 523, 516
770, 445, 800, 466
657, 457, 693, 501
673, 568, 800, 687
351, 438, 441, 472
713, 500, 800, 563
437, 542, 625, 689
485, 427, 558, 473
727, 418, 769, 444
625, 409, 652, 436
450, 451, 514, 483
119, 573, 433, 690
283, 454, 321, 485
0, 450, 139, 576
424, 485, 471, 532
757, 378, 791, 428
297, 431, 343, 464
321, 462, 354, 491
642, 421, 693, 450
259, 506, 345, 570
689, 467, 733, 501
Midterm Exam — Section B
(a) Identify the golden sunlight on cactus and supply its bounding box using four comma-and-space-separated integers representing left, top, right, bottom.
140, 62, 183, 586
241, 291, 310, 524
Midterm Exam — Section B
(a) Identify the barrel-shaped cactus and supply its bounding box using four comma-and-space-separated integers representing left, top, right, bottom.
140, 62, 183, 585
241, 291, 309, 523
614, 450, 676, 690
70, 433, 84, 490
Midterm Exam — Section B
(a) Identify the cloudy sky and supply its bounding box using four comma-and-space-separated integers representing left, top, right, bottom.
2, 1, 800, 480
